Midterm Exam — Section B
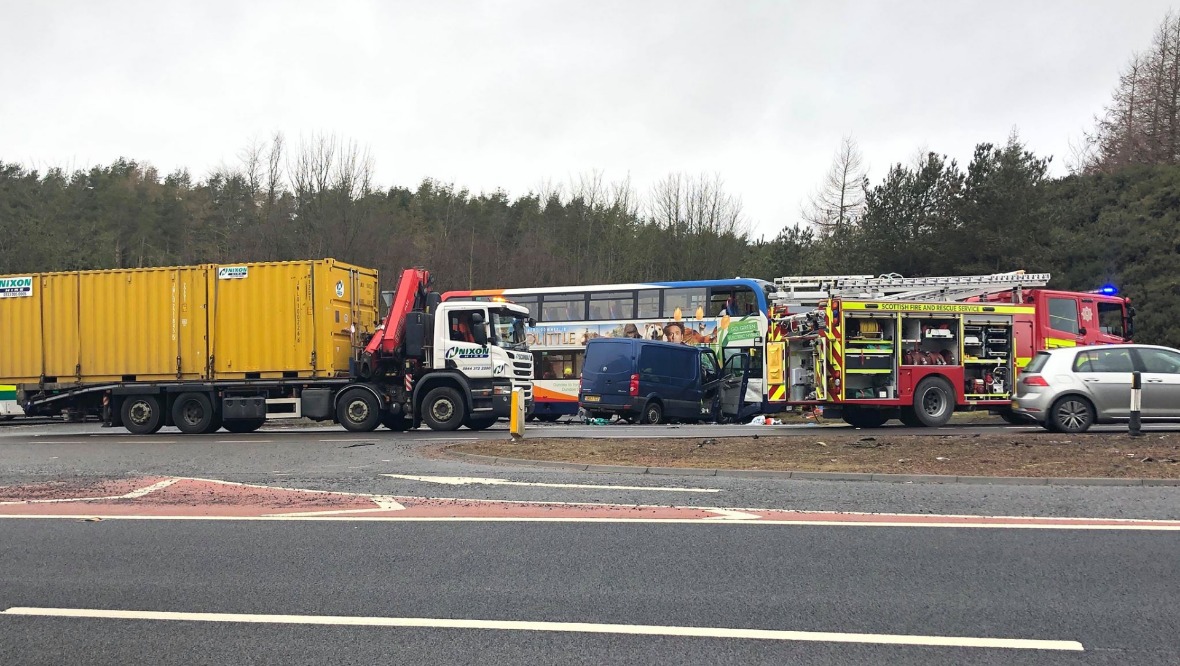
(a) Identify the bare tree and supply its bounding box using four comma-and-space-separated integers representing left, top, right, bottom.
803, 135, 867, 234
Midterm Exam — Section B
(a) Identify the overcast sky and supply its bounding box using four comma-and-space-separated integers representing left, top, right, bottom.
1, 1, 1174, 239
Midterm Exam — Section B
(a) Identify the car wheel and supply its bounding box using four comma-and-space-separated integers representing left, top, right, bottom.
121, 395, 164, 435
913, 377, 955, 427
337, 388, 382, 432
640, 401, 663, 425
171, 392, 216, 435
1049, 396, 1094, 433
422, 387, 466, 431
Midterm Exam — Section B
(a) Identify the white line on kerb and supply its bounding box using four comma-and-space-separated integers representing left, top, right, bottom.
382, 474, 720, 493
0, 607, 1083, 651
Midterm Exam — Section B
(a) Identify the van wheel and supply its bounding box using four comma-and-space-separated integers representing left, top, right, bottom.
223, 418, 265, 433
423, 387, 466, 431
640, 401, 663, 425
172, 392, 217, 434
913, 377, 955, 427
1049, 396, 1094, 433
338, 388, 381, 432
121, 395, 163, 435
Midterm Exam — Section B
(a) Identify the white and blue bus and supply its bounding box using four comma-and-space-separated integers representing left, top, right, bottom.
443, 279, 773, 419
0, 385, 22, 420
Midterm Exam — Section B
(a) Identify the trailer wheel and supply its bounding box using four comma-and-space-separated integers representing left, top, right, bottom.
121, 395, 164, 435
422, 387, 465, 431
913, 377, 955, 427
223, 418, 265, 433
338, 388, 381, 432
172, 392, 217, 435
464, 416, 497, 431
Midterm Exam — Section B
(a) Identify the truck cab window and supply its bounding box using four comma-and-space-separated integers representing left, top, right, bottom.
1047, 297, 1080, 335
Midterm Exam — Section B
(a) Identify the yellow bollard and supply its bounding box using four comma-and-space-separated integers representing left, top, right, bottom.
510, 387, 525, 440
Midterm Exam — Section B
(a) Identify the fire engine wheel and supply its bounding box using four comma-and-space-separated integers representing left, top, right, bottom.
898, 407, 924, 427
464, 416, 497, 431
423, 387, 466, 431
842, 406, 890, 428
172, 392, 217, 435
223, 418, 265, 433
640, 401, 664, 425
338, 388, 381, 432
913, 377, 955, 427
121, 395, 164, 435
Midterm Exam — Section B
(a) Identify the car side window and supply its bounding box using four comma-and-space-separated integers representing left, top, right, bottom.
1136, 348, 1180, 374
1087, 348, 1135, 373
1072, 350, 1095, 372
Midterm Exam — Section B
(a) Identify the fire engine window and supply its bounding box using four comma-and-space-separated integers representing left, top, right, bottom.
589, 292, 635, 321
663, 288, 707, 318
1047, 297, 1080, 335
535, 351, 584, 380
540, 294, 586, 322
1098, 302, 1124, 337
637, 290, 660, 319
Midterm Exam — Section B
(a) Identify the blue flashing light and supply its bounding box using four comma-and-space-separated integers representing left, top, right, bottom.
1098, 285, 1119, 296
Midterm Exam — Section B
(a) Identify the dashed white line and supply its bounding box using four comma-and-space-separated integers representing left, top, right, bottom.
382, 474, 721, 493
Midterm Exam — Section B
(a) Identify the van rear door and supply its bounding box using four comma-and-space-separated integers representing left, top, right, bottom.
581, 339, 634, 407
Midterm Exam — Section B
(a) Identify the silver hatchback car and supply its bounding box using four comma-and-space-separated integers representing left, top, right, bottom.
1012, 344, 1180, 432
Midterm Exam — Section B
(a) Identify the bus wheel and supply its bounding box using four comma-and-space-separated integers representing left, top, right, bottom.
172, 392, 216, 435
122, 395, 164, 435
338, 388, 381, 432
223, 418, 265, 433
423, 387, 466, 431
913, 377, 955, 427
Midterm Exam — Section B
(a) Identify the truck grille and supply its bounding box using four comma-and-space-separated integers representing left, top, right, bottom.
513, 360, 532, 379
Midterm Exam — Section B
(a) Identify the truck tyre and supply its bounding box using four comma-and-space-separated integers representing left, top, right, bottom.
223, 418, 265, 433
172, 392, 217, 435
464, 416, 497, 431
898, 407, 924, 427
381, 413, 412, 431
842, 406, 890, 428
640, 400, 663, 425
913, 377, 955, 427
122, 395, 164, 435
338, 388, 381, 432
422, 387, 466, 431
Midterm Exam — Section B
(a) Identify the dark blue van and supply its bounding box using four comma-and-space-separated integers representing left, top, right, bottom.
578, 338, 749, 424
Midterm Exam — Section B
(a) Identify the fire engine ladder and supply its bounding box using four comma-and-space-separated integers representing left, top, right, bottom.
771, 271, 1052, 306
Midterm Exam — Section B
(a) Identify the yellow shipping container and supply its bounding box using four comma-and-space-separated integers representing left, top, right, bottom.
0, 259, 378, 386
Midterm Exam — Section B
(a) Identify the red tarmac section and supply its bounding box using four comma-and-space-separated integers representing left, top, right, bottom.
2, 476, 1180, 528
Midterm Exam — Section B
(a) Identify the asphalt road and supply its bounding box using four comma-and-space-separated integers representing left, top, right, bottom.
1, 421, 1179, 520
2, 519, 1177, 665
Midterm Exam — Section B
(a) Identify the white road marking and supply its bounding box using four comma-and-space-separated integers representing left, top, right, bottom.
319, 439, 374, 443
0, 478, 178, 505
0, 607, 1083, 651
704, 508, 761, 520
382, 474, 720, 493
168, 476, 405, 511
218, 440, 274, 444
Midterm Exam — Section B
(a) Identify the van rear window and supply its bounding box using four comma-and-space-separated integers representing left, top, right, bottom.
584, 342, 632, 374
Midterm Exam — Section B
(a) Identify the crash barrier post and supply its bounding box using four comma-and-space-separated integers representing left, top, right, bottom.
1129, 371, 1143, 437
510, 388, 525, 440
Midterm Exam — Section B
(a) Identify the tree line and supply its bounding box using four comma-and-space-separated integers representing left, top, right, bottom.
2, 12, 1179, 347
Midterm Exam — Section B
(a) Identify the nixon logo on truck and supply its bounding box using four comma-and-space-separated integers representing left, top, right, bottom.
217, 266, 249, 280
0, 276, 33, 298
445, 347, 490, 360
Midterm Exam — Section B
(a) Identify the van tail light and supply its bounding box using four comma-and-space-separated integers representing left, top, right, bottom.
629, 373, 639, 397
1023, 375, 1049, 387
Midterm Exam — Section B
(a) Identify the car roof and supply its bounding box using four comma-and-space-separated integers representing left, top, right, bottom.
1040, 343, 1177, 355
